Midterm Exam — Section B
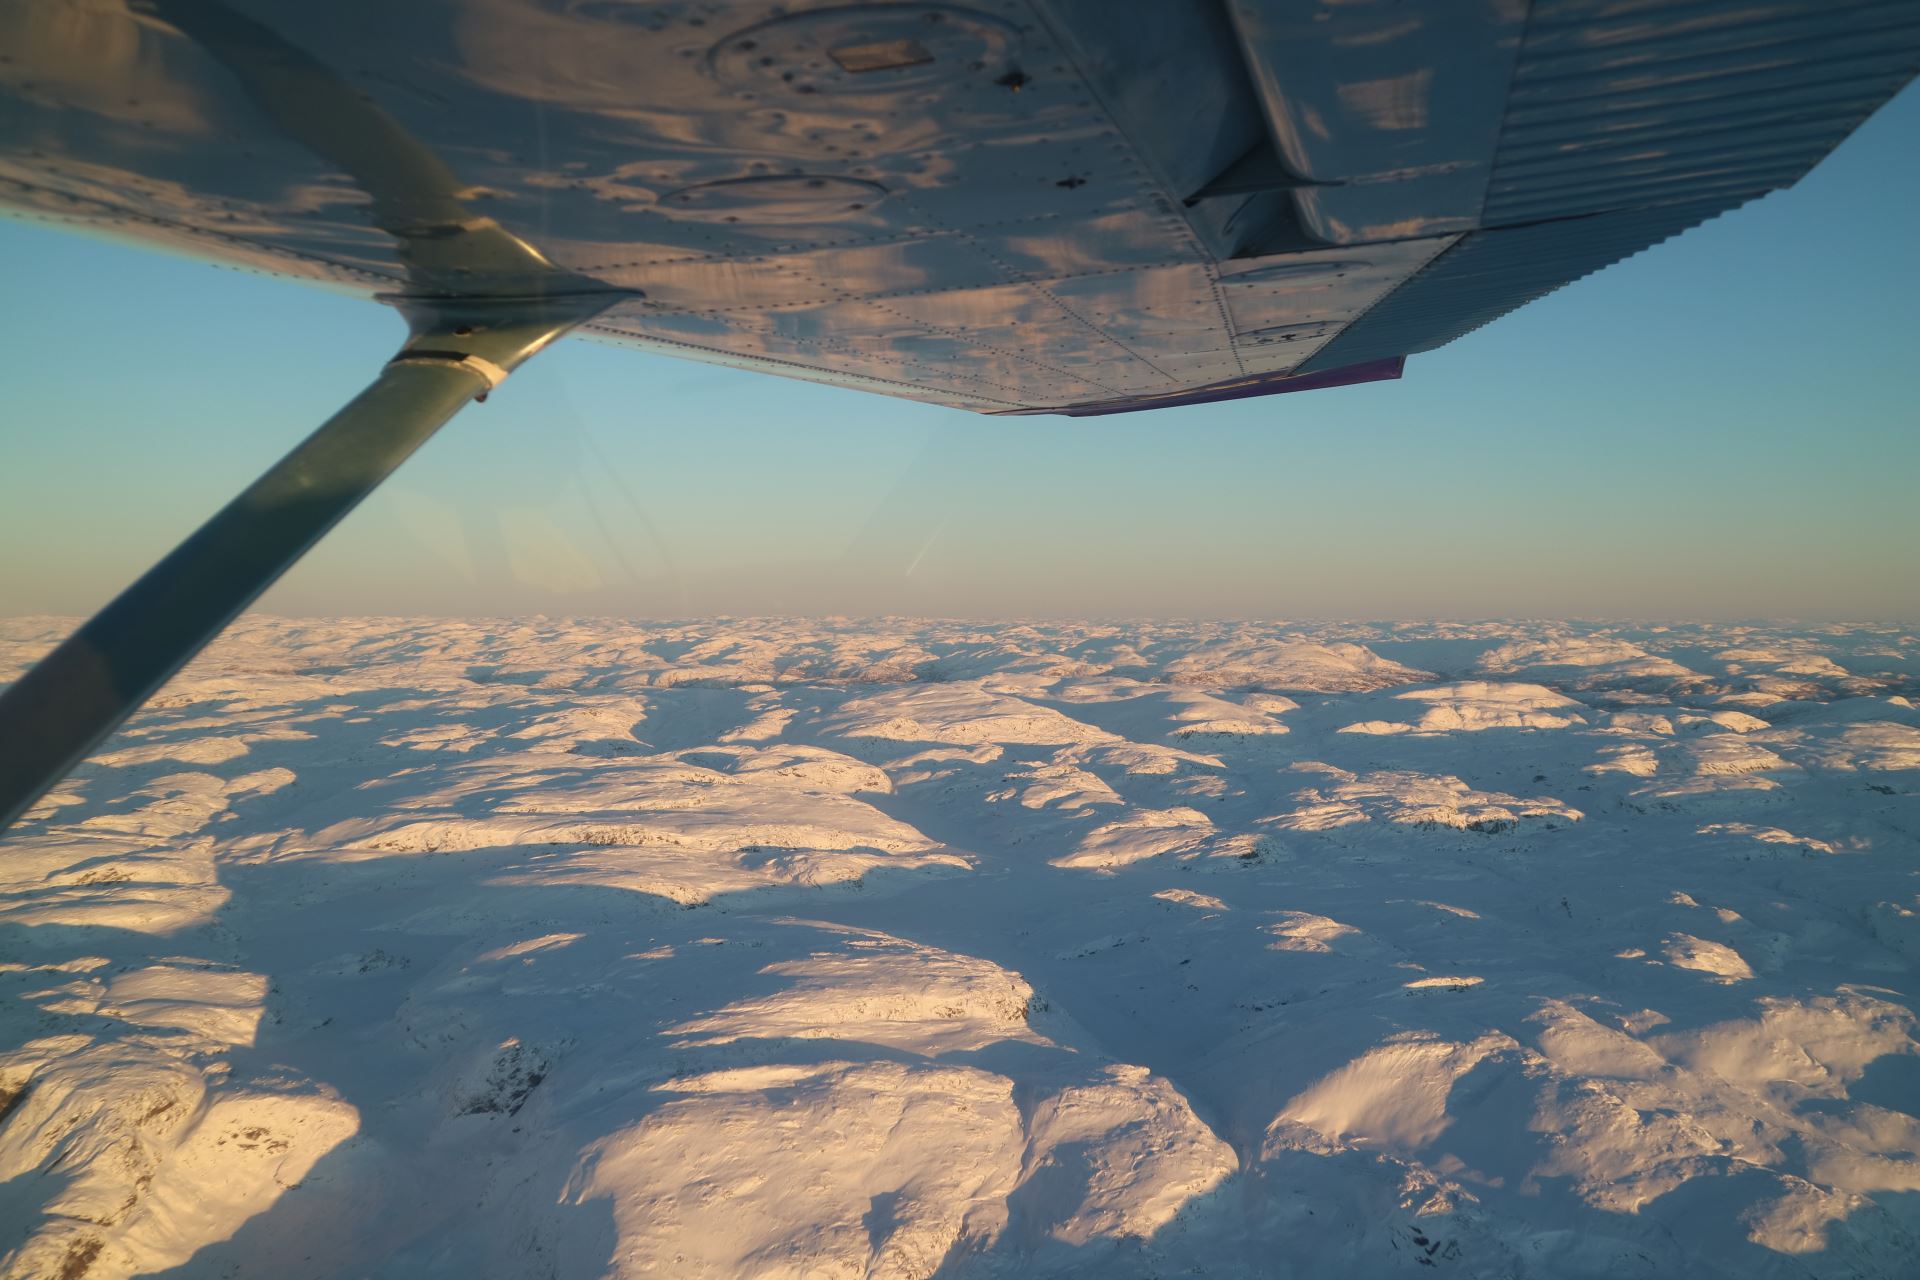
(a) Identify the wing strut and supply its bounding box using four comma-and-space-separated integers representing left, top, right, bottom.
0, 294, 612, 836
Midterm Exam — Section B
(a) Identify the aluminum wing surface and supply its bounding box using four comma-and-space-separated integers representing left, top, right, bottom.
0, 0, 1915, 416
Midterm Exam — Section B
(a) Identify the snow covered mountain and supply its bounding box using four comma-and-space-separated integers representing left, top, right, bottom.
2, 616, 1916, 1278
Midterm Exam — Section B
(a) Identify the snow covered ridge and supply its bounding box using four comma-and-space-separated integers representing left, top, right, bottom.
0, 616, 1917, 1279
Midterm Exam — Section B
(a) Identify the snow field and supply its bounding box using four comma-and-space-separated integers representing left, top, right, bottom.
1, 616, 1917, 1278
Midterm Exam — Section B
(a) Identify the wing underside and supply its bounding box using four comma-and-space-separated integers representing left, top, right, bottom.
2, 0, 1914, 413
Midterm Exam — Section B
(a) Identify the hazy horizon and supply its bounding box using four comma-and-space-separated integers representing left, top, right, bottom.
5, 610, 1919, 628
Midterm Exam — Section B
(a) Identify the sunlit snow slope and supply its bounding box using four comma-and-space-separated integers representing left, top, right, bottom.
2, 617, 1918, 1279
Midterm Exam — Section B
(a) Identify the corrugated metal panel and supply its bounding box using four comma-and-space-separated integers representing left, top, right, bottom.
1298, 198, 1725, 373
1301, 0, 1918, 376
1482, 0, 1920, 225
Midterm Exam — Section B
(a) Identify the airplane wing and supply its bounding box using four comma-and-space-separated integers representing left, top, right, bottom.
4, 0, 1914, 416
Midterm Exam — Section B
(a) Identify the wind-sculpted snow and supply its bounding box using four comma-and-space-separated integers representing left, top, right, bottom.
1165, 638, 1432, 692
1, 616, 1918, 1278
1339, 680, 1589, 736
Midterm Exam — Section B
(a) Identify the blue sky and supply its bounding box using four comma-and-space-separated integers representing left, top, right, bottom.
3, 83, 1916, 621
